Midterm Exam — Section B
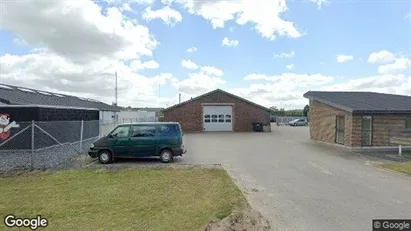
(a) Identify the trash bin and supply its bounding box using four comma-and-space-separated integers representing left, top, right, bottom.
252, 122, 263, 132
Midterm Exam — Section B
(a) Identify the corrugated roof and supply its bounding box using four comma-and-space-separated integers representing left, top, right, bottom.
163, 89, 271, 112
0, 83, 119, 111
303, 91, 411, 114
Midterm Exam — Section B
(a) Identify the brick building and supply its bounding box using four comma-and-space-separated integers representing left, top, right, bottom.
163, 89, 271, 132
303, 91, 411, 147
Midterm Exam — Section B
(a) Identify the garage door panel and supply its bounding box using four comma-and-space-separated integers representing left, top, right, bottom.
203, 106, 232, 132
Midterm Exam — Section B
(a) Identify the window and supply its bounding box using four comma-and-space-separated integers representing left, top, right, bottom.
225, 115, 231, 118
406, 117, 411, 130
111, 126, 130, 138
205, 115, 210, 118
218, 114, 224, 118
131, 125, 156, 137
335, 116, 345, 144
361, 116, 373, 146
218, 119, 224, 122
225, 119, 231, 123
212, 118, 217, 122
158, 125, 179, 137
211, 115, 217, 118
205, 119, 210, 123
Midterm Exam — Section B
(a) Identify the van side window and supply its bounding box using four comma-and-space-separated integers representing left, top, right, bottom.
131, 126, 156, 137
158, 125, 179, 137
111, 126, 130, 138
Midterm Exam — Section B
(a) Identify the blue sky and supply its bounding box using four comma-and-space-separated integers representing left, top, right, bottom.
0, 0, 410, 109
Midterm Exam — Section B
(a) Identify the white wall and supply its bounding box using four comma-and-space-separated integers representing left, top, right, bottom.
117, 110, 157, 123
100, 110, 116, 125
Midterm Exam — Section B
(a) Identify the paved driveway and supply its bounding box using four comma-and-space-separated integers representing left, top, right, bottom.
182, 125, 411, 231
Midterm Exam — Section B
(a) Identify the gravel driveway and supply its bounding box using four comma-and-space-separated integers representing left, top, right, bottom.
182, 125, 411, 231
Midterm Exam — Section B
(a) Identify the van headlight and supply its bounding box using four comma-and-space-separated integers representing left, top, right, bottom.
90, 143, 94, 148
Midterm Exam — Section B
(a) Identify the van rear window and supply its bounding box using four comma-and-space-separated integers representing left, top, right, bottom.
158, 124, 179, 137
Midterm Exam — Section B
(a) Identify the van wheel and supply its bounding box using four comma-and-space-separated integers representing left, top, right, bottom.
159, 149, 173, 163
98, 150, 112, 164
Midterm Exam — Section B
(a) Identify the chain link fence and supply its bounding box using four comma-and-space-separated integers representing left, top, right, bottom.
0, 120, 100, 172
275, 117, 308, 126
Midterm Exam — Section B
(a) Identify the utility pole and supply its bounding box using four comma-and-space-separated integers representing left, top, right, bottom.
115, 71, 118, 107
158, 84, 160, 107
114, 72, 118, 124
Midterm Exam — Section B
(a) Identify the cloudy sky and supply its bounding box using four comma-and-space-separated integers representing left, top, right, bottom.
0, 0, 410, 109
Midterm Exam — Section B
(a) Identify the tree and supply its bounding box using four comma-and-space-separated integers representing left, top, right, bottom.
303, 105, 310, 117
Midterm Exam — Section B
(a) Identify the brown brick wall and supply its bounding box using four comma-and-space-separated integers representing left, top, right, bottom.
310, 100, 411, 147
351, 115, 409, 147
309, 100, 352, 146
163, 91, 270, 132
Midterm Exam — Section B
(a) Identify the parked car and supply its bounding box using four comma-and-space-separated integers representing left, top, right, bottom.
88, 122, 186, 164
288, 118, 308, 126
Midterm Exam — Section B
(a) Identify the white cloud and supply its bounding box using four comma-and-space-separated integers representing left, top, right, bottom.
321, 75, 407, 93
336, 55, 354, 63
222, 37, 239, 47
104, 0, 155, 5
378, 58, 411, 75
310, 0, 329, 9
186, 46, 197, 53
244, 73, 333, 86
120, 3, 133, 12
130, 60, 160, 71
161, 0, 174, 5
174, 0, 305, 40
229, 73, 334, 108
200, 66, 224, 77
286, 64, 295, 70
142, 6, 183, 26
181, 59, 199, 70
173, 72, 226, 95
0, 1, 158, 64
0, 52, 175, 107
368, 50, 396, 64
274, 51, 295, 59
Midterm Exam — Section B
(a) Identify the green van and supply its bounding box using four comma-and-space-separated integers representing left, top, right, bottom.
88, 122, 186, 164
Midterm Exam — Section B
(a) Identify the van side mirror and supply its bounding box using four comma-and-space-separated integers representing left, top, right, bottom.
108, 134, 116, 138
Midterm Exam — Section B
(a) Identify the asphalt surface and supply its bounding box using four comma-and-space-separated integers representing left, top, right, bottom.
182, 125, 411, 231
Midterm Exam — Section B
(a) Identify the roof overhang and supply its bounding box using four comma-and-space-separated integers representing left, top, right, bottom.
304, 95, 354, 113
164, 89, 271, 113
0, 104, 100, 111
304, 94, 411, 115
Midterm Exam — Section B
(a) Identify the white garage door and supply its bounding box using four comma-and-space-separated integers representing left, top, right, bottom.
203, 105, 233, 132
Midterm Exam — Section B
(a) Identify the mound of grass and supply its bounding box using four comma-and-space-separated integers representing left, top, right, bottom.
380, 161, 411, 176
0, 168, 247, 231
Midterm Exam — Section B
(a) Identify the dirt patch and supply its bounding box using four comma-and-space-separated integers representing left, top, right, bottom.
203, 207, 271, 231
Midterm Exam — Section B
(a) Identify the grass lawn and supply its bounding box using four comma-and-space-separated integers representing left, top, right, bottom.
380, 161, 411, 175
0, 168, 247, 231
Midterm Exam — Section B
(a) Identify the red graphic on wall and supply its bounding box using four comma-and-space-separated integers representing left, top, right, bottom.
0, 114, 20, 141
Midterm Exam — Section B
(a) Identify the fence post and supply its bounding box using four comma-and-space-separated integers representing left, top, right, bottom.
31, 120, 35, 170
80, 120, 84, 152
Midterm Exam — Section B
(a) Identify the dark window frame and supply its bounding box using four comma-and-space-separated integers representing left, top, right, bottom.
361, 116, 373, 146
406, 117, 411, 130
335, 116, 345, 145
